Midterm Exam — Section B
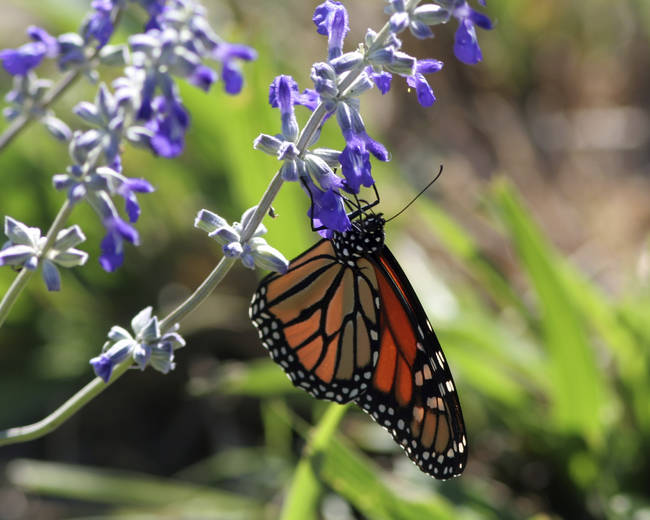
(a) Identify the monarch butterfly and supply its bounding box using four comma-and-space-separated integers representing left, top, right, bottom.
249, 204, 467, 479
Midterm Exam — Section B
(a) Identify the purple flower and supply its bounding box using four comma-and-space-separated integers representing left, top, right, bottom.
303, 178, 350, 237
313, 1, 350, 61
146, 95, 190, 158
189, 65, 217, 92
269, 75, 320, 113
138, 0, 167, 31
214, 43, 257, 94
451, 1, 492, 64
405, 59, 443, 107
0, 26, 58, 76
117, 178, 155, 222
85, 0, 115, 49
368, 69, 392, 95
90, 353, 115, 382
27, 26, 59, 55
100, 215, 139, 272
340, 130, 389, 193
90, 340, 132, 382
297, 88, 320, 111
269, 75, 300, 141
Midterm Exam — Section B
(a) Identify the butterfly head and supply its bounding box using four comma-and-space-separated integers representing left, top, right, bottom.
331, 213, 385, 260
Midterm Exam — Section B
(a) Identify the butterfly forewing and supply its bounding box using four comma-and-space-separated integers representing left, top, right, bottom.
354, 248, 467, 478
250, 240, 381, 402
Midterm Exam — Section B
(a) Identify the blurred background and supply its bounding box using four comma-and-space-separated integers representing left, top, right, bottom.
0, 0, 649, 518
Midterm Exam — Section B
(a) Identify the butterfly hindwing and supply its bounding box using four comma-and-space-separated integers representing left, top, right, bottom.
250, 240, 381, 402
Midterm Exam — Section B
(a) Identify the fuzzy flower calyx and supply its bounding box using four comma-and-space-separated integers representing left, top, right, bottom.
0, 216, 88, 291
90, 306, 186, 382
195, 207, 289, 274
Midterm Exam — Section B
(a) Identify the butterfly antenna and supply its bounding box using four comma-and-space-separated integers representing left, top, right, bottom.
385, 165, 443, 223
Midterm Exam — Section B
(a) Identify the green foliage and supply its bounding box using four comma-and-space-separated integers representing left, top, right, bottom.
1, 1, 649, 519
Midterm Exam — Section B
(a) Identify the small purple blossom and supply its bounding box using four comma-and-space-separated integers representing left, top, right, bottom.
270, 75, 300, 141
214, 43, 257, 94
146, 95, 190, 158
0, 217, 87, 291
100, 215, 139, 272
368, 69, 392, 95
117, 178, 155, 222
313, 0, 350, 61
303, 177, 350, 237
189, 65, 217, 92
90, 340, 131, 382
138, 0, 167, 31
340, 129, 389, 193
450, 0, 492, 64
0, 26, 58, 76
90, 307, 186, 382
84, 0, 115, 49
195, 207, 289, 274
405, 59, 443, 107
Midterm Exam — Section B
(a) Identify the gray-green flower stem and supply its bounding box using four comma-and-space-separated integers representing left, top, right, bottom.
0, 13, 398, 446
0, 358, 131, 446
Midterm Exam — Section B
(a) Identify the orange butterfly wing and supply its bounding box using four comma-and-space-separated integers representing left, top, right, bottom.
250, 240, 381, 402
354, 247, 468, 478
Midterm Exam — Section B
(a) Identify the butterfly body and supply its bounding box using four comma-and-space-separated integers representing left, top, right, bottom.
250, 213, 467, 478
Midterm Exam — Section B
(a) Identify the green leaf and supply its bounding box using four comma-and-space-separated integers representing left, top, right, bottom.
7, 459, 264, 516
489, 179, 612, 445
417, 199, 530, 320
279, 404, 348, 520
186, 358, 300, 398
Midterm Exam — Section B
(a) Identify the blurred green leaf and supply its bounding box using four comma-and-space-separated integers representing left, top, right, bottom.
186, 358, 299, 398
417, 199, 530, 320
7, 459, 265, 517
489, 178, 612, 446
279, 404, 348, 520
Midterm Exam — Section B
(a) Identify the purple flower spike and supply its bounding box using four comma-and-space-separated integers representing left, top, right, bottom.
313, 1, 350, 61
451, 1, 492, 65
100, 215, 139, 272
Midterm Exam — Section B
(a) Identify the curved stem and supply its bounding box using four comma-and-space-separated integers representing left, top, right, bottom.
0, 359, 131, 446
160, 256, 236, 330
